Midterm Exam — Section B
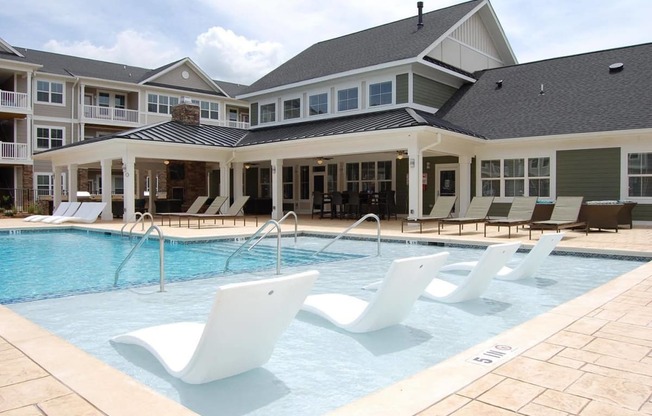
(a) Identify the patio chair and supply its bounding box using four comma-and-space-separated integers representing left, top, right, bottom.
24, 201, 72, 222
311, 191, 325, 219
112, 270, 319, 384
171, 196, 227, 227
438, 196, 494, 235
51, 202, 107, 224
422, 242, 521, 303
401, 196, 457, 233
440, 233, 563, 281
157, 196, 209, 226
301, 252, 449, 333
38, 202, 82, 223
528, 196, 588, 239
187, 196, 254, 228
483, 196, 538, 238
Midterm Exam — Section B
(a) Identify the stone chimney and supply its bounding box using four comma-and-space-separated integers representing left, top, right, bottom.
171, 96, 200, 125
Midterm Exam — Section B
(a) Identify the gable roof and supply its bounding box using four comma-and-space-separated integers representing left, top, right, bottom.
437, 42, 652, 139
240, 0, 483, 95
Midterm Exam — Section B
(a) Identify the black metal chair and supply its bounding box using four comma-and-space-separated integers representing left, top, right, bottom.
330, 191, 345, 219
311, 191, 324, 219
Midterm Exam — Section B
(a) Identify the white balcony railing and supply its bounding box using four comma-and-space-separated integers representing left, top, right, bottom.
212, 119, 250, 129
1, 142, 29, 161
84, 105, 139, 123
0, 90, 29, 110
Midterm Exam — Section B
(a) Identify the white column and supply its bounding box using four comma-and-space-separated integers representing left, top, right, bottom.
271, 158, 283, 220
219, 161, 231, 214
458, 155, 472, 217
68, 164, 78, 202
53, 165, 63, 209
233, 162, 244, 203
147, 169, 155, 214
407, 145, 421, 219
122, 155, 136, 222
100, 159, 113, 220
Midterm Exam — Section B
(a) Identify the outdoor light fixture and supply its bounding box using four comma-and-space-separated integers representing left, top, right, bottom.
317, 157, 324, 165
396, 150, 406, 160
163, 160, 170, 165
244, 163, 251, 170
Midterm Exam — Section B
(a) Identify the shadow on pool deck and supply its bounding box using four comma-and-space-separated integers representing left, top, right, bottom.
1, 216, 652, 415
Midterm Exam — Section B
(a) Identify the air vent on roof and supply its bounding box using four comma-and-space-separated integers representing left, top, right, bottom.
609, 62, 624, 73
417, 2, 424, 29
495, 80, 503, 89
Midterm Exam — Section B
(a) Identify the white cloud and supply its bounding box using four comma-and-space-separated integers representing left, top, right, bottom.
43, 30, 181, 68
194, 27, 285, 84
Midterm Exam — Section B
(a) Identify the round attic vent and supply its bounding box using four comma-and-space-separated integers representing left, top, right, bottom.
609, 62, 624, 72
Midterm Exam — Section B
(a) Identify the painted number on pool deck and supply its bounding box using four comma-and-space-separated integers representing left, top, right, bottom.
468, 344, 516, 366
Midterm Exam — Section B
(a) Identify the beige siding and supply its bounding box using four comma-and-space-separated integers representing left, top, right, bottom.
152, 63, 216, 92
33, 80, 73, 118
33, 160, 53, 172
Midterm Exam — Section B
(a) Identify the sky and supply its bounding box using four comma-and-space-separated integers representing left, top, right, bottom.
1, 0, 650, 85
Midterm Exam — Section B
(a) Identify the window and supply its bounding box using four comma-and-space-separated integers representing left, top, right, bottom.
114, 94, 126, 109
337, 87, 358, 111
259, 168, 271, 198
260, 103, 276, 123
283, 98, 301, 120
36, 127, 64, 150
200, 101, 219, 120
369, 81, 392, 107
98, 92, 110, 107
346, 161, 392, 193
481, 157, 550, 197
628, 153, 652, 197
147, 94, 178, 114
36, 80, 64, 104
327, 164, 337, 193
309, 93, 328, 116
300, 166, 310, 199
36, 174, 54, 196
283, 167, 293, 199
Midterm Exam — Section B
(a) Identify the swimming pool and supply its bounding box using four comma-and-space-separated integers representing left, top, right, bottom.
7, 231, 648, 415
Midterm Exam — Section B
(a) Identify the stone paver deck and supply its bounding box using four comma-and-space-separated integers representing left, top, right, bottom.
1, 216, 652, 415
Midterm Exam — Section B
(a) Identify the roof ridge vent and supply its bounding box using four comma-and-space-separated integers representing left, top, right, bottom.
609, 62, 624, 73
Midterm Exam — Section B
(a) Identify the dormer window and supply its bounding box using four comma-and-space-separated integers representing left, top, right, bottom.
309, 93, 328, 116
369, 81, 392, 107
283, 98, 301, 120
337, 87, 358, 111
260, 103, 276, 123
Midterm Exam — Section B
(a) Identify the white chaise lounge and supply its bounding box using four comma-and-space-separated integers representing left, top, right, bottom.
24, 201, 72, 222
36, 202, 82, 223
439, 233, 564, 281
422, 242, 521, 303
301, 252, 449, 333
50, 202, 106, 224
112, 270, 318, 384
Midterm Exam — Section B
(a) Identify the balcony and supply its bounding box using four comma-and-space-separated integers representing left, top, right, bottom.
83, 105, 139, 124
0, 90, 30, 112
1, 142, 29, 162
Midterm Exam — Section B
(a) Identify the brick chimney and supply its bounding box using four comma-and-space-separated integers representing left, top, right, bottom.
171, 97, 200, 125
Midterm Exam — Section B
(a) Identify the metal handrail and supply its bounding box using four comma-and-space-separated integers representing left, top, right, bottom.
314, 213, 381, 256
249, 211, 298, 251
120, 212, 141, 236
224, 219, 282, 275
114, 225, 165, 292
128, 212, 154, 238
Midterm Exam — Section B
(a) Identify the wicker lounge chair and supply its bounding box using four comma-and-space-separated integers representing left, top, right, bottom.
528, 196, 588, 239
401, 196, 457, 233
438, 196, 494, 235
484, 196, 538, 238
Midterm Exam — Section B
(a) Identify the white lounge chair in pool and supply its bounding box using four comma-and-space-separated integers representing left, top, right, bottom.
301, 252, 449, 333
112, 270, 319, 384
24, 201, 73, 222
439, 233, 564, 281
37, 202, 82, 223
50, 202, 107, 224
422, 242, 521, 303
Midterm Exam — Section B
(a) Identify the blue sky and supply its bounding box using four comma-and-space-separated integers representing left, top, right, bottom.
1, 0, 650, 85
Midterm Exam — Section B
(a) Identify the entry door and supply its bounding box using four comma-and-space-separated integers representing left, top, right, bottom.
313, 172, 325, 194
435, 164, 459, 215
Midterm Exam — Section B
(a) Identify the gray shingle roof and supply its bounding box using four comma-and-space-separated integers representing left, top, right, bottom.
240, 0, 481, 95
437, 42, 652, 139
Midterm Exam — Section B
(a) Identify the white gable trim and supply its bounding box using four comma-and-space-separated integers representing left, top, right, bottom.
0, 37, 24, 57
138, 58, 228, 97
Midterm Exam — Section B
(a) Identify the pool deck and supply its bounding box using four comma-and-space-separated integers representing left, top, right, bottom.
2, 215, 652, 415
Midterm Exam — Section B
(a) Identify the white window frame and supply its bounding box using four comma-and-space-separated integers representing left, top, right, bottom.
35, 126, 65, 150
345, 159, 393, 193
622, 146, 652, 202
282, 96, 301, 120
336, 84, 360, 113
478, 156, 553, 200
308, 91, 329, 117
259, 100, 276, 124
36, 79, 64, 105
368, 80, 393, 108
147, 93, 179, 114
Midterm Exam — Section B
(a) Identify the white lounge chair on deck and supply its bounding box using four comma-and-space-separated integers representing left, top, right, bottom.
24, 201, 73, 222
301, 252, 449, 333
38, 202, 82, 223
51, 202, 106, 224
112, 270, 318, 384
423, 242, 521, 303
439, 233, 563, 281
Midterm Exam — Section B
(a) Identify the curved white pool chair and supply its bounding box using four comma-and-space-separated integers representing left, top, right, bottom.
301, 252, 449, 333
30, 202, 81, 223
24, 201, 72, 222
440, 233, 563, 281
112, 270, 319, 384
51, 202, 107, 224
423, 242, 521, 303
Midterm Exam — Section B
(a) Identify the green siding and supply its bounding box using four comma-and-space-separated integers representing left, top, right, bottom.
632, 204, 652, 221
395, 158, 408, 214
413, 74, 457, 108
250, 103, 258, 126
396, 74, 409, 104
422, 156, 458, 212
556, 148, 620, 200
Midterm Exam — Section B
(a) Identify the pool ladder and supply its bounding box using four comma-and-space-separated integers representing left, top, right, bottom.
120, 212, 154, 240
114, 224, 166, 292
314, 213, 381, 256
224, 219, 283, 275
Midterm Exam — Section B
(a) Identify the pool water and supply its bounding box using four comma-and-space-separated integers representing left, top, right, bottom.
0, 230, 362, 304
7, 232, 648, 416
